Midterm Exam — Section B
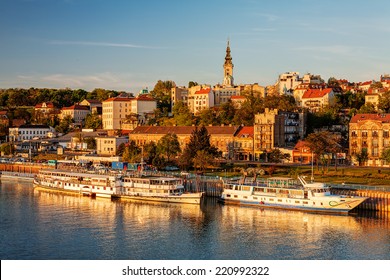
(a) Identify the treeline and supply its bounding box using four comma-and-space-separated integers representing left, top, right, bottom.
0, 88, 127, 108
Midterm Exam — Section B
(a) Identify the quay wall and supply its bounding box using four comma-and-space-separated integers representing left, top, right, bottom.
0, 163, 46, 174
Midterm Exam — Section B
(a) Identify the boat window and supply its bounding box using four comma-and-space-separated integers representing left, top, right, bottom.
242, 186, 251, 191
295, 200, 300, 204
226, 194, 231, 198
234, 195, 238, 198
269, 198, 274, 201
243, 196, 248, 199
303, 201, 308, 204
253, 196, 258, 200
278, 199, 282, 202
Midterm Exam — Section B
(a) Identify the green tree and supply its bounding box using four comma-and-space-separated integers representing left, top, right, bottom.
378, 91, 390, 112
217, 100, 236, 125
55, 115, 73, 134
84, 112, 102, 129
0, 143, 14, 155
305, 131, 341, 171
84, 137, 96, 150
172, 101, 193, 126
143, 141, 158, 165
193, 150, 214, 171
380, 147, 390, 163
150, 80, 175, 114
180, 125, 219, 169
157, 133, 181, 162
122, 141, 141, 163
354, 148, 368, 166
358, 103, 377, 114
268, 148, 290, 163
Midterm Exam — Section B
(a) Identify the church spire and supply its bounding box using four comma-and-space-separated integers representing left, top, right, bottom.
223, 39, 234, 86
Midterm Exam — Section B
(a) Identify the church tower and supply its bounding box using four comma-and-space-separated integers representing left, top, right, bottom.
223, 40, 234, 87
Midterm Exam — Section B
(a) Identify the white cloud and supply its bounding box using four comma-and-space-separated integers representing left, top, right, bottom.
49, 40, 161, 49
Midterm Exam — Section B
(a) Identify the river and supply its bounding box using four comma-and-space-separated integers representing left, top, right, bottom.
1, 180, 389, 260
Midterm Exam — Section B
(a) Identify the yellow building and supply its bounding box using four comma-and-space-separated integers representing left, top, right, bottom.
129, 125, 240, 158
95, 136, 128, 156
102, 95, 156, 130
349, 113, 390, 166
60, 104, 90, 124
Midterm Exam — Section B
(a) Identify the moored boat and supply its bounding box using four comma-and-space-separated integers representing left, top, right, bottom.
116, 174, 203, 204
33, 169, 122, 198
33, 169, 203, 204
219, 175, 367, 214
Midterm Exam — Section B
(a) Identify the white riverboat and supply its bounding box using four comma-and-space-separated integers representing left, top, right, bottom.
117, 174, 203, 204
33, 169, 121, 198
219, 176, 367, 214
33, 169, 203, 204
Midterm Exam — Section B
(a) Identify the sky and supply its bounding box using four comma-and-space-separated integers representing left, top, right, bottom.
1, 0, 390, 94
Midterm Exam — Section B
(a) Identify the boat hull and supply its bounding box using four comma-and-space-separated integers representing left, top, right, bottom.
115, 193, 203, 205
219, 196, 367, 214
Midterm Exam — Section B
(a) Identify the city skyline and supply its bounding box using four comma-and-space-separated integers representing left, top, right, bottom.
1, 0, 390, 93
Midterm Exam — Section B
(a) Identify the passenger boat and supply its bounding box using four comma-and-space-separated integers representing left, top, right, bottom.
33, 169, 122, 198
219, 176, 367, 214
116, 174, 203, 204
33, 169, 203, 204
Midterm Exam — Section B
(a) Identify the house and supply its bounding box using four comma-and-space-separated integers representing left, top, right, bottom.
95, 136, 128, 156
192, 88, 215, 115
79, 99, 102, 114
301, 88, 335, 112
60, 104, 90, 124
8, 124, 55, 142
292, 140, 313, 164
233, 126, 254, 161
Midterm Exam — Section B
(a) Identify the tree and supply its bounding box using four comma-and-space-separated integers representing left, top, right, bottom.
172, 101, 193, 126
157, 133, 181, 162
268, 148, 290, 163
193, 150, 214, 171
84, 112, 102, 129
354, 148, 368, 166
150, 80, 175, 114
305, 131, 341, 171
380, 148, 390, 164
180, 125, 219, 169
378, 91, 390, 112
84, 137, 96, 150
122, 141, 141, 163
55, 115, 73, 134
357, 103, 377, 114
143, 141, 158, 165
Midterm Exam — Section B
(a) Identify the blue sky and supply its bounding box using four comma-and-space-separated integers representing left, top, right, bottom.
1, 0, 390, 93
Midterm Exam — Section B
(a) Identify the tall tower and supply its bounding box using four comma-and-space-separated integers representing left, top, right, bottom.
223, 40, 234, 87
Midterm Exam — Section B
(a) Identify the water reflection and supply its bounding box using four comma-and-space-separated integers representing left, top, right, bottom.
1, 180, 389, 260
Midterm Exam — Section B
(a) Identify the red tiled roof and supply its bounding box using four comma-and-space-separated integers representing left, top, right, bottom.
62, 104, 90, 111
103, 96, 133, 102
130, 125, 239, 136
302, 88, 333, 99
235, 126, 254, 137
195, 88, 211, 95
350, 114, 390, 123
35, 101, 55, 109
231, 95, 246, 100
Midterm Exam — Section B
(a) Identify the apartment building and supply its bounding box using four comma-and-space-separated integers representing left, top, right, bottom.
349, 113, 390, 166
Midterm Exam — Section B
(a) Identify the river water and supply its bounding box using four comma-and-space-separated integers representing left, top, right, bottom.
1, 180, 389, 260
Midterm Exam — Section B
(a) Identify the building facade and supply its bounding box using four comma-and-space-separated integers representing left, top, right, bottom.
301, 88, 335, 112
254, 109, 305, 161
9, 124, 55, 142
95, 136, 128, 156
349, 113, 390, 166
129, 125, 240, 158
60, 104, 90, 124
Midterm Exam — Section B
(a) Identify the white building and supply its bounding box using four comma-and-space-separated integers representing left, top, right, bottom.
102, 95, 156, 130
95, 136, 128, 156
9, 124, 56, 142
